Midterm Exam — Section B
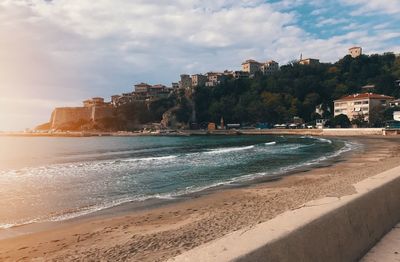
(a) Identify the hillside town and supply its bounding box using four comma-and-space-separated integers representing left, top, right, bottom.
43, 46, 400, 134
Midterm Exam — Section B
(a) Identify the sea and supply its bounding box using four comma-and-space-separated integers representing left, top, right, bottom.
0, 135, 356, 229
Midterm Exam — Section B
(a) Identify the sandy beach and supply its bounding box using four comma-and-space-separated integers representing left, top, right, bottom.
0, 136, 400, 261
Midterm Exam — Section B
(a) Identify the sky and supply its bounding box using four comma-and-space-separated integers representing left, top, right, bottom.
0, 0, 399, 131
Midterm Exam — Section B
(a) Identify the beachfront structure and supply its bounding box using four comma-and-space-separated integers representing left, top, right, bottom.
299, 58, 320, 65
349, 46, 362, 58
241, 59, 279, 76
334, 93, 394, 122
191, 74, 207, 87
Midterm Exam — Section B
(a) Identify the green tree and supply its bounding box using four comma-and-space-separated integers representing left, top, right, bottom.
332, 114, 351, 128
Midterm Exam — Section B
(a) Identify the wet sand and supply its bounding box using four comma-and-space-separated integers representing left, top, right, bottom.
0, 136, 399, 261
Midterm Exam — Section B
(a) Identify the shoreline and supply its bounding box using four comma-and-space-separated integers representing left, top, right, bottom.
0, 136, 399, 261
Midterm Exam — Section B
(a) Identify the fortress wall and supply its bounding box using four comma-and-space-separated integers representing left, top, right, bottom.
50, 107, 92, 129
50, 106, 115, 129
91, 106, 115, 121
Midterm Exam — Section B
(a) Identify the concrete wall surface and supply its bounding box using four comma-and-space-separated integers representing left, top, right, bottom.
50, 106, 114, 129
169, 165, 400, 262
240, 128, 383, 136
50, 107, 92, 128
322, 128, 383, 136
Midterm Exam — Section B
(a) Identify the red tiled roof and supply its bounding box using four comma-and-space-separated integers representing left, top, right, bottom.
335, 93, 394, 102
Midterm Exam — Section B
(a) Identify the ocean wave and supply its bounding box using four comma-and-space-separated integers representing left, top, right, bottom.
205, 145, 255, 154
0, 138, 359, 230
300, 136, 333, 144
118, 155, 178, 163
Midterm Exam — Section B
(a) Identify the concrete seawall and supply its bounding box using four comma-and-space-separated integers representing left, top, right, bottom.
240, 128, 384, 136
170, 165, 400, 262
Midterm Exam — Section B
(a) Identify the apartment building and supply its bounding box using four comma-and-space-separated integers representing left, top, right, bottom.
334, 93, 394, 122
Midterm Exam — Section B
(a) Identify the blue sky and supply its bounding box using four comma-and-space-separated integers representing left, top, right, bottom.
0, 0, 399, 130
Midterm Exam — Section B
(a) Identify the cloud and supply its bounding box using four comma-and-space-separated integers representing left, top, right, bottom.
340, 0, 400, 16
0, 0, 399, 130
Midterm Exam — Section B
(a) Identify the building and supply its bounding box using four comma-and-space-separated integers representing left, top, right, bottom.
241, 59, 262, 75
349, 47, 362, 58
334, 93, 394, 122
51, 97, 113, 130
299, 58, 320, 65
205, 72, 226, 87
191, 74, 207, 87
260, 60, 279, 75
134, 83, 152, 93
232, 71, 250, 79
135, 83, 171, 99
242, 59, 279, 76
179, 74, 192, 89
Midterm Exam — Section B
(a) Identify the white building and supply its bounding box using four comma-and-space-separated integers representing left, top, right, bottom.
334, 93, 394, 122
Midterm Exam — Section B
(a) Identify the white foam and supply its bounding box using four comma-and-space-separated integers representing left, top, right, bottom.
265, 141, 277, 146
205, 145, 255, 154
120, 155, 178, 162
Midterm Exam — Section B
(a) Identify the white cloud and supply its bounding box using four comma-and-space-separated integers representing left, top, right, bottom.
0, 0, 399, 130
340, 0, 400, 16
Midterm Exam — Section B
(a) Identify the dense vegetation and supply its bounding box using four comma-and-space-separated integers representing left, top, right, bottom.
192, 53, 400, 126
